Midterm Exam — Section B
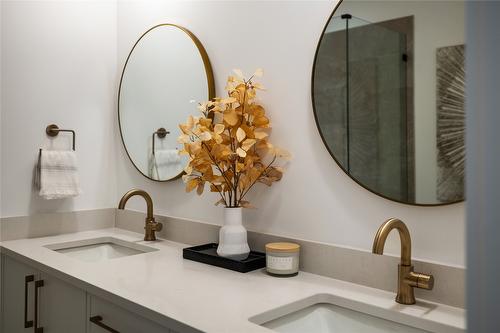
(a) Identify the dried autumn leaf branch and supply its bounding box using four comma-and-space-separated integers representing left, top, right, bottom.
178, 69, 291, 208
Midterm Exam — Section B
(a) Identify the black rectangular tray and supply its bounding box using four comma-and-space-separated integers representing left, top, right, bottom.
183, 243, 266, 273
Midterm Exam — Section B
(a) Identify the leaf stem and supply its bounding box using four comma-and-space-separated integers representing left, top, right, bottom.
239, 155, 277, 202
187, 130, 234, 207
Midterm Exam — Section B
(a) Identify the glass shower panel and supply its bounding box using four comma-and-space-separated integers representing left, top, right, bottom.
313, 16, 349, 171
347, 17, 408, 201
313, 15, 408, 202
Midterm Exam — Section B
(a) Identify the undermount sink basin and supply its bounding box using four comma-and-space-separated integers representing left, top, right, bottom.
250, 294, 461, 333
261, 303, 428, 333
45, 237, 158, 262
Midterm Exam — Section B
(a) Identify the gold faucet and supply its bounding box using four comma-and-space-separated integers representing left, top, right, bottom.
372, 218, 434, 305
118, 189, 163, 241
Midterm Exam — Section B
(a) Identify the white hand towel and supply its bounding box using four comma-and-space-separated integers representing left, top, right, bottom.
149, 149, 182, 180
38, 150, 82, 199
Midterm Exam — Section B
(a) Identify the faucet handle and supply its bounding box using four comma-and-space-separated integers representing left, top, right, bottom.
404, 271, 434, 290
152, 221, 163, 232
144, 220, 163, 241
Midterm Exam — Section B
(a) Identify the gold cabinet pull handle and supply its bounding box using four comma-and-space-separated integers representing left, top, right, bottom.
24, 275, 35, 328
34, 279, 44, 333
89, 316, 120, 333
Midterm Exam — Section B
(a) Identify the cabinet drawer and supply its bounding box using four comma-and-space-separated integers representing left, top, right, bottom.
88, 295, 170, 333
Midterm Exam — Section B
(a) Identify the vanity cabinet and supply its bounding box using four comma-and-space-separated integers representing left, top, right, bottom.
1, 255, 38, 333
1, 254, 184, 333
1, 255, 86, 333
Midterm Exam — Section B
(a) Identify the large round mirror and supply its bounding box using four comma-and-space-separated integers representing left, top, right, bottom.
119, 24, 215, 181
312, 0, 465, 205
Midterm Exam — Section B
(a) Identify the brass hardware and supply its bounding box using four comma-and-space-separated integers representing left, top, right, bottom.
373, 218, 412, 265
372, 218, 434, 305
34, 279, 44, 333
118, 189, 163, 241
156, 127, 168, 139
89, 316, 120, 333
24, 275, 34, 328
45, 124, 76, 150
152, 127, 170, 156
118, 23, 215, 182
404, 271, 435, 290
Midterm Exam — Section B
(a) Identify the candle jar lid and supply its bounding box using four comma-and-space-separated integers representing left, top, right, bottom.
265, 242, 300, 253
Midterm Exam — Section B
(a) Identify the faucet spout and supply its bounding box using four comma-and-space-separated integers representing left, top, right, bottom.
118, 189, 162, 241
372, 218, 412, 266
118, 189, 154, 219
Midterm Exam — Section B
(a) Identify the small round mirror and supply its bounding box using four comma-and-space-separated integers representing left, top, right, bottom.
119, 24, 215, 181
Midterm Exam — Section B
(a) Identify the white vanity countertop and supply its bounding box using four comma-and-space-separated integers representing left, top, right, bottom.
0, 228, 466, 333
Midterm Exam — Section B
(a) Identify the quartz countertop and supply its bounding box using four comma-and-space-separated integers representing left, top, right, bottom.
0, 228, 466, 333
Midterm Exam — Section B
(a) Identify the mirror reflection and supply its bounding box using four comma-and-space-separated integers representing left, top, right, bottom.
313, 0, 465, 205
119, 24, 214, 181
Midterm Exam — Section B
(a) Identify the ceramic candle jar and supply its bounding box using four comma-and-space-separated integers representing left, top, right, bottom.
265, 242, 300, 277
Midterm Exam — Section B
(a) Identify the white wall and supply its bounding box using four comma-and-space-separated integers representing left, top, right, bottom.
116, 0, 465, 267
0, 0, 118, 217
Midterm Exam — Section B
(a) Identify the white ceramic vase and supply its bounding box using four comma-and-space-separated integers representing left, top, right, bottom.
216, 207, 250, 260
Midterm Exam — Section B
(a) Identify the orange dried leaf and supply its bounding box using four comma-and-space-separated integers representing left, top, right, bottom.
267, 167, 283, 181
224, 109, 239, 126
247, 88, 256, 101
178, 134, 190, 144
238, 174, 249, 191
199, 118, 212, 127
210, 184, 222, 192
249, 104, 265, 117
254, 130, 268, 140
236, 162, 245, 172
184, 165, 193, 175
186, 179, 198, 193
214, 124, 225, 134
220, 97, 237, 104
212, 144, 232, 160
253, 115, 269, 127
196, 183, 204, 195
249, 167, 261, 182
274, 147, 292, 160
241, 139, 256, 151
198, 131, 212, 141
236, 127, 246, 142
236, 147, 247, 158
258, 177, 273, 186
240, 200, 256, 209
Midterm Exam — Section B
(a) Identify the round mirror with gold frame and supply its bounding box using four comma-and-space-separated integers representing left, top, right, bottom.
118, 24, 215, 181
312, 0, 465, 206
